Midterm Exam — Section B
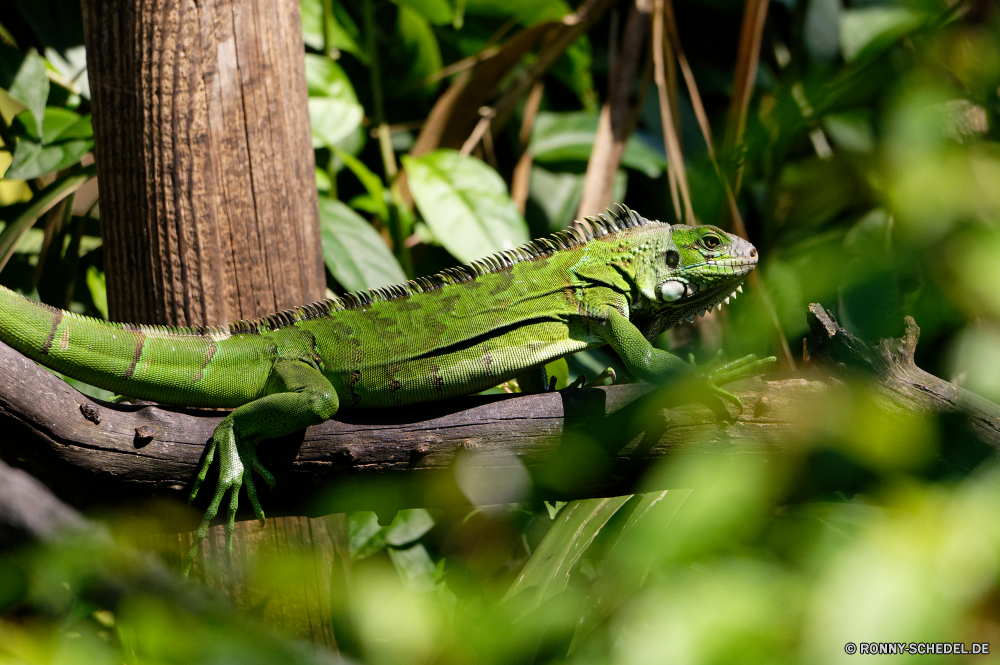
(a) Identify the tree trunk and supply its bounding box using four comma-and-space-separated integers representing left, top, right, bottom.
83, 0, 325, 326
80, 0, 341, 650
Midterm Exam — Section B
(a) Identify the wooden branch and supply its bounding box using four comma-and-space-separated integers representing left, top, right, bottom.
2, 305, 998, 527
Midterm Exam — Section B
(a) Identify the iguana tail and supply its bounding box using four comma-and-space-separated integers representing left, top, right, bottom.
0, 285, 271, 407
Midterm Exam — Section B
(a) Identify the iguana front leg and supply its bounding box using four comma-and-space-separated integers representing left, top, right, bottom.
186, 359, 338, 572
595, 309, 770, 412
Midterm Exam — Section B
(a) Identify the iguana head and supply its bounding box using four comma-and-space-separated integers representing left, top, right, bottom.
632, 223, 758, 334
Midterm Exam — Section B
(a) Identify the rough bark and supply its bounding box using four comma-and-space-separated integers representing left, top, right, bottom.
79, 0, 333, 647
82, 0, 325, 326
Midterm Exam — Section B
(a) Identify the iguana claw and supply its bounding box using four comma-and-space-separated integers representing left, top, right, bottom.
184, 416, 275, 575
697, 353, 777, 415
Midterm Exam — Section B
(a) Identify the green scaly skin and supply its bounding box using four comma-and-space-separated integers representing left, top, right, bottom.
0, 207, 772, 568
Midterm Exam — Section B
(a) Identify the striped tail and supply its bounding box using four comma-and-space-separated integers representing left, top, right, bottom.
0, 285, 271, 408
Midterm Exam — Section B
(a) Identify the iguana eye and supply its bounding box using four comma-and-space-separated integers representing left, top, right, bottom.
703, 235, 721, 249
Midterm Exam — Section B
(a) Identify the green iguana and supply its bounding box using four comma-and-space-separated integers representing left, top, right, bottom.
0, 206, 770, 565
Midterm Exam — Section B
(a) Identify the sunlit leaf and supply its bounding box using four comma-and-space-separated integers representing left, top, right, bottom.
12, 107, 85, 143
388, 544, 437, 593
840, 7, 927, 62
544, 357, 569, 390
529, 166, 627, 231
304, 54, 359, 101
0, 45, 48, 138
503, 496, 633, 608
384, 509, 436, 547
349, 511, 388, 560
529, 112, 666, 178
568, 490, 691, 653
308, 98, 364, 150
403, 149, 529, 263
317, 196, 406, 291
85, 265, 108, 320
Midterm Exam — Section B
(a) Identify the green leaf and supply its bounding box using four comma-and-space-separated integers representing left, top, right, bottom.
387, 544, 437, 593
384, 509, 435, 547
464, 0, 570, 24
348, 512, 388, 560
4, 138, 93, 181
568, 490, 691, 653
529, 166, 627, 232
12, 107, 91, 144
503, 496, 634, 607
544, 500, 567, 520
304, 54, 364, 151
308, 98, 364, 150
839, 7, 926, 62
392, 0, 453, 25
300, 0, 368, 62
304, 54, 359, 101
317, 196, 407, 292
315, 167, 333, 194
529, 112, 667, 178
397, 6, 444, 87
86, 265, 108, 320
403, 149, 530, 263
543, 358, 569, 390
0, 164, 95, 273
333, 147, 389, 223
0, 46, 48, 139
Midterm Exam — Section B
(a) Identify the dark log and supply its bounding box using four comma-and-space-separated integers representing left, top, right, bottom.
1, 305, 998, 528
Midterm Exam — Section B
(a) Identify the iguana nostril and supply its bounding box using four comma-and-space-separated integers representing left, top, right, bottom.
750, 248, 757, 258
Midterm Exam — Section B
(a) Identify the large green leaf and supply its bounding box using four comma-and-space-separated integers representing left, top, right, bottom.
503, 496, 633, 608
317, 196, 406, 292
0, 164, 95, 273
0, 46, 48, 139
529, 112, 667, 178
403, 150, 529, 263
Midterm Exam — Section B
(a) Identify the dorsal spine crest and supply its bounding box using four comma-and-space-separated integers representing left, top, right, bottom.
221, 204, 662, 335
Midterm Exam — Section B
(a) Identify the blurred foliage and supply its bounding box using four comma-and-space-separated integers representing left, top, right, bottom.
5, 0, 1000, 661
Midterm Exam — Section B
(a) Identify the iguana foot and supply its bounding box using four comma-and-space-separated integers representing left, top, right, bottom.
586, 367, 616, 388
567, 367, 617, 389
184, 416, 275, 575
695, 353, 776, 414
